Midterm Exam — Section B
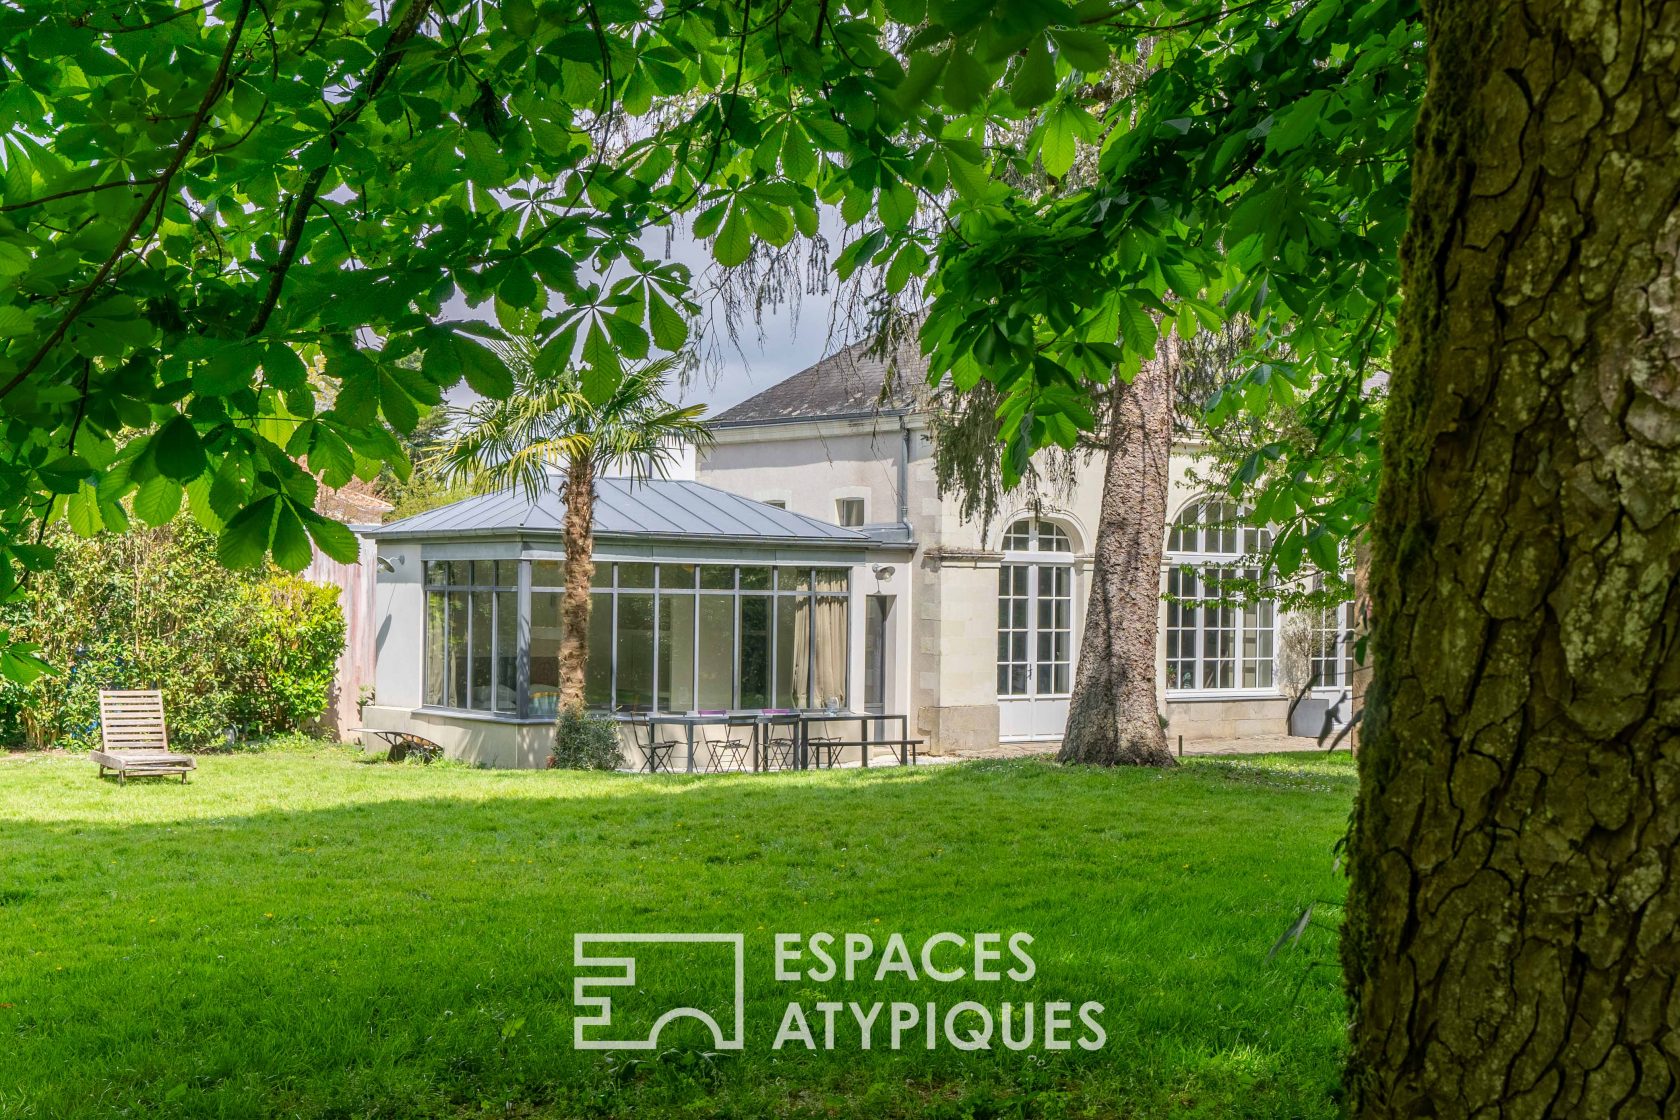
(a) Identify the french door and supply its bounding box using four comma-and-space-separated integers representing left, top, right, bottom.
997, 561, 1074, 740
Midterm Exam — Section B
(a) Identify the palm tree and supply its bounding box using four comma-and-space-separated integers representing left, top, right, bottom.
436, 339, 713, 713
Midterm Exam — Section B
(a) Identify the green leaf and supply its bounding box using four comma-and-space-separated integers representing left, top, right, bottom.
1040, 108, 1077, 178
454, 336, 514, 399
1048, 28, 1110, 71
603, 310, 650, 360
374, 369, 416, 433
781, 123, 817, 184
193, 341, 262, 395
299, 509, 360, 564
264, 342, 310, 392
577, 322, 619, 401
647, 290, 689, 352
879, 182, 917, 229
153, 416, 207, 483
0, 639, 54, 686
1267, 91, 1329, 153
307, 426, 356, 489
0, 303, 35, 337
504, 0, 538, 37
271, 501, 313, 572
217, 496, 277, 570
65, 482, 103, 537
132, 475, 182, 527
185, 473, 223, 532
942, 47, 989, 112
714, 204, 752, 267
1010, 36, 1055, 109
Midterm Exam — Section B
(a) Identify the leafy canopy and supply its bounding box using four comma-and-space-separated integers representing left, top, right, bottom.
1, 0, 1422, 680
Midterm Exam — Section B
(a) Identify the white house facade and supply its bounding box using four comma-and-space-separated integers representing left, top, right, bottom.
698, 338, 1354, 753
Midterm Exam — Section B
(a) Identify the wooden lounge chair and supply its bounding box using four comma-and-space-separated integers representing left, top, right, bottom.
90, 689, 195, 785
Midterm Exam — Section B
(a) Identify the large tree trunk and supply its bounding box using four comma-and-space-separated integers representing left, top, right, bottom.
558, 455, 595, 712
1344, 2, 1680, 1115
1347, 531, 1371, 754
1058, 338, 1177, 767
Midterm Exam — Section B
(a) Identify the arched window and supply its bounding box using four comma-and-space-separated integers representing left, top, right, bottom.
997, 517, 1075, 699
1164, 499, 1276, 692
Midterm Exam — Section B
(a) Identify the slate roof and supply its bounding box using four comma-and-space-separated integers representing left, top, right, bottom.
711, 334, 929, 425
370, 476, 871, 546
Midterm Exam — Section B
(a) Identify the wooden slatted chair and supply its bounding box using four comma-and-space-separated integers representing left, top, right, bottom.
90, 690, 195, 784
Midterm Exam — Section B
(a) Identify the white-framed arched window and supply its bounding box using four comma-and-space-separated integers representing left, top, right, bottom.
1164, 498, 1276, 692
996, 516, 1075, 698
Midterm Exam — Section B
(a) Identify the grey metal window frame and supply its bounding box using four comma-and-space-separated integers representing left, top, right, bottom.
427, 558, 851, 718
422, 561, 519, 715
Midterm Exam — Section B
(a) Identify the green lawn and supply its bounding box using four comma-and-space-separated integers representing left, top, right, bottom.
0, 745, 1353, 1119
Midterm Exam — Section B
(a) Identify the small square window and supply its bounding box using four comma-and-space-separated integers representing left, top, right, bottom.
699, 566, 736, 590
835, 498, 865, 527
618, 563, 655, 589
658, 564, 697, 590
763, 499, 787, 509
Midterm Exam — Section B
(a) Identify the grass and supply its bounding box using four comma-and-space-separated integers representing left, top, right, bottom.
0, 743, 1354, 1119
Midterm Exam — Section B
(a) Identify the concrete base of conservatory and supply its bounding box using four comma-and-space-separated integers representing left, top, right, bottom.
1165, 696, 1292, 743
357, 705, 557, 769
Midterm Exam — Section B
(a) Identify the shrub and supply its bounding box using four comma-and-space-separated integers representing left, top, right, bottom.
550, 706, 623, 770
0, 522, 345, 750
230, 575, 346, 738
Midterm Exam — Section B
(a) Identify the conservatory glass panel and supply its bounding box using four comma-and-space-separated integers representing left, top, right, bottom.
658, 592, 697, 713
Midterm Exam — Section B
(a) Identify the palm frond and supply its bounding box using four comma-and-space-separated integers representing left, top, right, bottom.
433, 339, 713, 500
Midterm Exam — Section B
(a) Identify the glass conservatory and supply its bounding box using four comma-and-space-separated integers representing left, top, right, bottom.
364, 477, 902, 767
420, 558, 852, 719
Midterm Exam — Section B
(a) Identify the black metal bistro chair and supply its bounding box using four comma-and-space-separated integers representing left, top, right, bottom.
700, 713, 756, 773
760, 710, 800, 770
627, 716, 678, 773
806, 715, 853, 768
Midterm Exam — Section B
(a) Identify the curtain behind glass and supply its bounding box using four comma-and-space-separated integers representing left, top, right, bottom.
777, 596, 804, 709
812, 595, 847, 708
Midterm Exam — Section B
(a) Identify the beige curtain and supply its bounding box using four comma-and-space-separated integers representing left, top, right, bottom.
790, 596, 810, 708
812, 595, 847, 708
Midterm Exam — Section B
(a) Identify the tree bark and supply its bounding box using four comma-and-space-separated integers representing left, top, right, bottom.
1345, 2, 1680, 1116
558, 455, 595, 712
1058, 337, 1177, 767
1347, 531, 1372, 754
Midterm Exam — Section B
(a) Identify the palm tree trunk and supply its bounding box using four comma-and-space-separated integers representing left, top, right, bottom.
1058, 337, 1177, 767
558, 455, 595, 712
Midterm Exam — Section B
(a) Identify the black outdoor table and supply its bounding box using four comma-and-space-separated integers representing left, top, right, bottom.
613, 711, 920, 772
790, 711, 916, 769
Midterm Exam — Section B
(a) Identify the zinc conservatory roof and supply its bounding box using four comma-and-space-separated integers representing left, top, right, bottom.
370, 477, 871, 547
